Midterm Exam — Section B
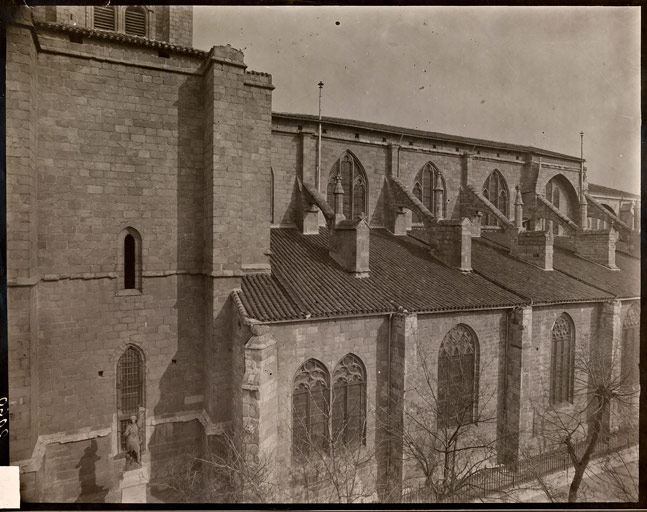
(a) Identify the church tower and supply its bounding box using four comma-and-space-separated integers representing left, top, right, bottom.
33, 5, 193, 48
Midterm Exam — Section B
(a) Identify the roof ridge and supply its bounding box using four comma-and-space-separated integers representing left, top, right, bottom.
588, 182, 640, 199
272, 112, 582, 162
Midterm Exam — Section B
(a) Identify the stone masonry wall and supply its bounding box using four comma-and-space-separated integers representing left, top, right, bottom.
270, 117, 582, 234
167, 6, 193, 47
270, 132, 300, 226
520, 303, 601, 454
6, 13, 40, 463
268, 316, 389, 493
258, 309, 508, 498
6, 16, 269, 502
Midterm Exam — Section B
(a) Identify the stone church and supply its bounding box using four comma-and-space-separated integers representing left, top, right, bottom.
6, 5, 640, 503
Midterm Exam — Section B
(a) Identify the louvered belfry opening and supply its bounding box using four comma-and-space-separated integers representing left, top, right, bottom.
117, 347, 145, 453
125, 7, 147, 37
94, 6, 116, 31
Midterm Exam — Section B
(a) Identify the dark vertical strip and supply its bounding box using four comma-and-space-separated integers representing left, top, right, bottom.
124, 234, 135, 289
0, 15, 8, 466
550, 336, 556, 404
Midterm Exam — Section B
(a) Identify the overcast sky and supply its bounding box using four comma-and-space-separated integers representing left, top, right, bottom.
194, 6, 640, 193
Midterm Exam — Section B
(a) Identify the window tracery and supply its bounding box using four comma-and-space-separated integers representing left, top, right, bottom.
550, 313, 574, 405
412, 163, 446, 223
438, 325, 478, 427
332, 354, 366, 446
293, 359, 330, 456
482, 170, 509, 226
622, 303, 640, 386
326, 153, 368, 220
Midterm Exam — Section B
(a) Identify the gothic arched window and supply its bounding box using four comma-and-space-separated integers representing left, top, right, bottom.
550, 313, 575, 405
326, 153, 368, 220
124, 235, 136, 289
482, 170, 509, 226
438, 325, 479, 427
124, 7, 147, 37
94, 6, 116, 31
293, 359, 330, 457
622, 303, 640, 386
119, 227, 142, 292
412, 163, 446, 223
353, 178, 367, 218
332, 354, 367, 446
117, 346, 145, 453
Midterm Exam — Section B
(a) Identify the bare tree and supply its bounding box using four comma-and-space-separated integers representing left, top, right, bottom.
161, 427, 280, 503
290, 392, 376, 503
387, 331, 503, 503
532, 338, 638, 502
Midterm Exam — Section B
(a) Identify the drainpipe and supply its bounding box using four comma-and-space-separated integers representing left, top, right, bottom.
386, 312, 393, 496
502, 309, 511, 463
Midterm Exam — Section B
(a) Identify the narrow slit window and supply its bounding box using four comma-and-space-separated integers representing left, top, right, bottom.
124, 234, 136, 289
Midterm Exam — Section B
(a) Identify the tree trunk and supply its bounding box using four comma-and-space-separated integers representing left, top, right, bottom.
568, 463, 585, 502
567, 393, 609, 502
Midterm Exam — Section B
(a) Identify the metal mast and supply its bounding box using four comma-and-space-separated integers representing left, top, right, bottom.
317, 81, 324, 192
580, 132, 584, 202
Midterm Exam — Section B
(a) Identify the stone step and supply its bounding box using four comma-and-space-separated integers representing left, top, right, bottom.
121, 483, 147, 503
120, 466, 150, 489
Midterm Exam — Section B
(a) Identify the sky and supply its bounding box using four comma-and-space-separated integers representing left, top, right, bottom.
194, 6, 640, 193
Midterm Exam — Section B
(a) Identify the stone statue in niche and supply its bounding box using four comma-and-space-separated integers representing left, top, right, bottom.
124, 414, 141, 468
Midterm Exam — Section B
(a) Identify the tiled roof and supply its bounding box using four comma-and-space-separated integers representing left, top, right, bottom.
410, 229, 612, 305
481, 231, 639, 299
239, 228, 526, 322
34, 20, 207, 56
273, 112, 582, 162
240, 274, 303, 322
588, 183, 640, 200
616, 240, 640, 258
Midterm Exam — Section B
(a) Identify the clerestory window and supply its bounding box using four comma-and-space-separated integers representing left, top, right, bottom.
326, 153, 368, 220
482, 170, 509, 226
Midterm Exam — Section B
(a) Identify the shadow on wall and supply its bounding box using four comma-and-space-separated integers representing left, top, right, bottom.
374, 318, 392, 501
148, 75, 207, 495
280, 178, 301, 227
75, 439, 108, 503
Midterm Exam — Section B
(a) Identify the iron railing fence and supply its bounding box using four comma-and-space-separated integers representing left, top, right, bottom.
402, 428, 637, 503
